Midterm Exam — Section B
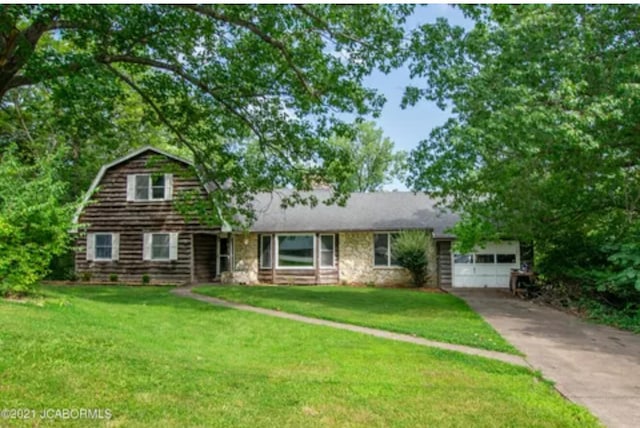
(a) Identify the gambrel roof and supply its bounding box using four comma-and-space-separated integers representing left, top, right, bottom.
72, 146, 193, 225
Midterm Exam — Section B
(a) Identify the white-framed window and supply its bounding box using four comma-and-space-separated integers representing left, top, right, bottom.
127, 174, 173, 201
319, 234, 335, 268
276, 234, 315, 269
86, 233, 119, 262
373, 233, 400, 267
260, 235, 272, 269
143, 232, 178, 261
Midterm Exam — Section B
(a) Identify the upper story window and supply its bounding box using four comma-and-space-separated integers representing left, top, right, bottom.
127, 174, 173, 202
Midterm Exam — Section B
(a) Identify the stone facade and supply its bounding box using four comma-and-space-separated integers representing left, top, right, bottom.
339, 231, 438, 287
226, 233, 258, 284
227, 231, 438, 286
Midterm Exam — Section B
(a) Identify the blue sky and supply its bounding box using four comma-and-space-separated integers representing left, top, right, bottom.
360, 5, 474, 190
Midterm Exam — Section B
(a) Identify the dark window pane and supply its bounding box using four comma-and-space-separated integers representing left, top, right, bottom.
497, 254, 517, 264
135, 175, 149, 200
475, 254, 495, 263
278, 235, 313, 267
219, 256, 230, 273
152, 233, 170, 259
95, 234, 112, 247
219, 238, 229, 255
320, 235, 334, 252
95, 234, 112, 259
389, 233, 400, 266
260, 236, 272, 268
454, 254, 473, 264
374, 233, 388, 266
151, 175, 165, 199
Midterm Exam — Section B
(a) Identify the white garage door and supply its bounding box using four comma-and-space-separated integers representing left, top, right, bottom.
452, 241, 520, 288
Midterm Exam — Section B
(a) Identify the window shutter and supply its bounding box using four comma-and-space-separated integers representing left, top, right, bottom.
164, 174, 173, 201
169, 232, 179, 260
143, 233, 152, 261
126, 175, 136, 201
86, 233, 95, 261
112, 233, 120, 261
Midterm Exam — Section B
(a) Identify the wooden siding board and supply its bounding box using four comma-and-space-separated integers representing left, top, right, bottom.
75, 151, 218, 283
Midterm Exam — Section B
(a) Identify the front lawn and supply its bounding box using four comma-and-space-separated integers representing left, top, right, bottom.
195, 285, 518, 354
0, 286, 598, 427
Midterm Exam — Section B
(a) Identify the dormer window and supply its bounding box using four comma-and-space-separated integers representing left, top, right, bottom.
127, 174, 173, 201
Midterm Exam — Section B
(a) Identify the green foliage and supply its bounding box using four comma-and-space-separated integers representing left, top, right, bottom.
109, 273, 118, 283
390, 231, 430, 287
329, 121, 407, 192
81, 272, 92, 283
579, 298, 640, 333
0, 147, 74, 295
406, 5, 640, 302
142, 274, 151, 285
0, 5, 414, 228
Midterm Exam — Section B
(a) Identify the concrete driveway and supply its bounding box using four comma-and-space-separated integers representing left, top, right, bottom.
450, 289, 640, 428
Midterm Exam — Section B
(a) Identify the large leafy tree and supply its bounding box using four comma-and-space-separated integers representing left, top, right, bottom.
0, 4, 413, 292
406, 5, 640, 298
329, 121, 406, 192
0, 4, 412, 218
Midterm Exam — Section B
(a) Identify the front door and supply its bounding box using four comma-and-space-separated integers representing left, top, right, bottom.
192, 234, 217, 283
217, 237, 231, 278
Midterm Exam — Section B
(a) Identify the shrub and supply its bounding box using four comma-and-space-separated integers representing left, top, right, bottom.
81, 272, 92, 283
109, 273, 118, 282
142, 274, 151, 285
392, 231, 429, 287
0, 147, 73, 296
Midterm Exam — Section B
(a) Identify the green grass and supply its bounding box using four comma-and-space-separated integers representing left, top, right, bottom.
0, 286, 599, 427
194, 285, 519, 354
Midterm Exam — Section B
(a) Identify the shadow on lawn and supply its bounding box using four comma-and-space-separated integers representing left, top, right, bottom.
195, 285, 477, 318
44, 284, 231, 311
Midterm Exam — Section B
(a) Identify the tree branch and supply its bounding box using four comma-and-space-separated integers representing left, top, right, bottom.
293, 4, 366, 46
179, 4, 317, 98
97, 54, 225, 96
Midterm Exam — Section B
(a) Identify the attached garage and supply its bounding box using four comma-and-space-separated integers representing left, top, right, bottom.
452, 241, 520, 288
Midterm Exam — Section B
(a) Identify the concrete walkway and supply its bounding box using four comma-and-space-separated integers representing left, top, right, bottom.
172, 287, 528, 367
450, 289, 640, 428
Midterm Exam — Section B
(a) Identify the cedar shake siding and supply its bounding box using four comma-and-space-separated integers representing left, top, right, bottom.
75, 149, 218, 284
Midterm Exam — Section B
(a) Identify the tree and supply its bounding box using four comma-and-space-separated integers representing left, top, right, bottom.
0, 146, 72, 295
391, 231, 429, 287
0, 4, 413, 224
405, 5, 640, 299
330, 121, 406, 192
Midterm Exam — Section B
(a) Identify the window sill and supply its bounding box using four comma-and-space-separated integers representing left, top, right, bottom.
275, 266, 315, 270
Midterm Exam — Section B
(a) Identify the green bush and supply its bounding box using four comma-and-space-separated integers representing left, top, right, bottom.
109, 273, 118, 282
391, 231, 429, 287
0, 148, 73, 296
81, 272, 92, 283
142, 274, 151, 285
